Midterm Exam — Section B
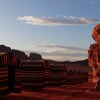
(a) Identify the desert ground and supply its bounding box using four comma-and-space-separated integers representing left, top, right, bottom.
3, 81, 100, 100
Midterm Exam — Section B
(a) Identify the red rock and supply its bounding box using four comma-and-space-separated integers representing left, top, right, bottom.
88, 23, 100, 89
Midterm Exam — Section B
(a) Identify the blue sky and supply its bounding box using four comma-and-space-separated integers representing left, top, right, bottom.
0, 0, 100, 61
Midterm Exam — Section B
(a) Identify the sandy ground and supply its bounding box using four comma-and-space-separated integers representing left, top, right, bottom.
3, 82, 100, 100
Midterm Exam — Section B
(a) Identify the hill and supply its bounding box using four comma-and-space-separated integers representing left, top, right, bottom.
63, 59, 88, 66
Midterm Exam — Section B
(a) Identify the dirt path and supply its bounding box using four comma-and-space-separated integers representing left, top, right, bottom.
4, 82, 100, 100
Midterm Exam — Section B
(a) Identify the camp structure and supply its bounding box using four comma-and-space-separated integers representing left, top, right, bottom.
0, 52, 22, 99
49, 64, 64, 86
8, 52, 22, 93
21, 60, 45, 91
0, 52, 9, 99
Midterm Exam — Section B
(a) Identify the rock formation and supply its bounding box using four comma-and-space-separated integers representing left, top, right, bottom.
29, 53, 42, 60
11, 49, 29, 60
0, 45, 11, 52
0, 45, 43, 60
88, 23, 100, 89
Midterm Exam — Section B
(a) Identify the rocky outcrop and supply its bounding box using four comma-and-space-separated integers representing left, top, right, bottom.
88, 23, 100, 89
0, 45, 43, 60
0, 45, 11, 52
92, 24, 100, 43
29, 53, 42, 60
11, 49, 29, 60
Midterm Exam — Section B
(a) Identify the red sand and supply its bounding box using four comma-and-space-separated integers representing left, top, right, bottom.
4, 82, 100, 100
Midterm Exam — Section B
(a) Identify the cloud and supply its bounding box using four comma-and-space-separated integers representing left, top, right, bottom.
42, 55, 87, 61
38, 44, 87, 52
17, 15, 100, 26
17, 16, 100, 26
41, 51, 87, 57
25, 44, 87, 61
38, 44, 87, 57
24, 50, 87, 61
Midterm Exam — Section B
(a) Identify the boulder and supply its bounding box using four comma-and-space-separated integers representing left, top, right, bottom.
29, 53, 42, 60
92, 23, 100, 43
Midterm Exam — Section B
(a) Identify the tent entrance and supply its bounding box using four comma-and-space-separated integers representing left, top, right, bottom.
8, 65, 15, 92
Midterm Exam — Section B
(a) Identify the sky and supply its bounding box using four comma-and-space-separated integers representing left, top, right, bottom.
0, 0, 100, 61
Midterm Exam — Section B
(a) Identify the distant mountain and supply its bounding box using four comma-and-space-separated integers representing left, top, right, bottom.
47, 59, 88, 66
63, 59, 88, 66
